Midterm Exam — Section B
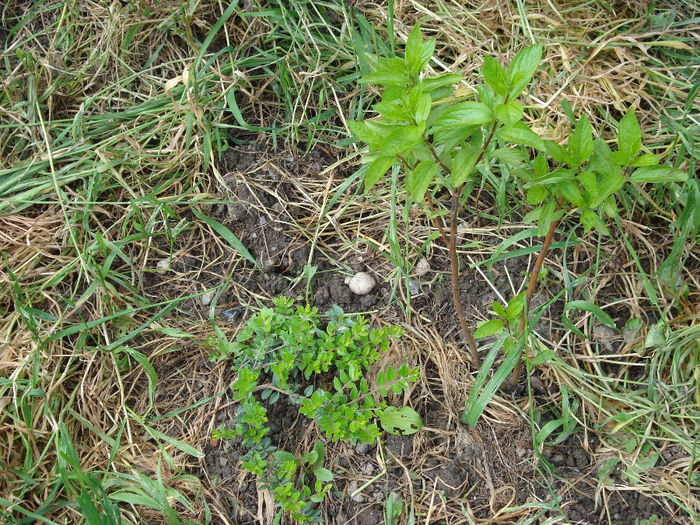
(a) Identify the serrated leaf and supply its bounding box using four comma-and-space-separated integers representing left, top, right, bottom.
632, 153, 659, 167
364, 156, 395, 192
527, 185, 547, 205
482, 55, 507, 97
420, 73, 462, 93
420, 39, 436, 70
407, 160, 438, 203
380, 406, 423, 435
590, 138, 620, 178
617, 108, 641, 164
473, 319, 504, 338
492, 301, 506, 318
590, 171, 624, 208
579, 208, 597, 234
405, 25, 423, 72
380, 123, 425, 156
630, 165, 688, 184
496, 121, 545, 150
314, 467, 334, 482
544, 140, 571, 164
432, 102, 494, 131
451, 145, 480, 187
492, 147, 528, 165
534, 154, 548, 177
506, 44, 542, 99
348, 120, 388, 148
555, 181, 584, 208
569, 115, 593, 166
506, 292, 526, 323
495, 100, 523, 125
372, 100, 410, 121
360, 70, 408, 86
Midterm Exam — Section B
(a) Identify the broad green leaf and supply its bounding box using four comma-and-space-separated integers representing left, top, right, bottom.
544, 140, 571, 164
492, 147, 528, 165
420, 73, 462, 93
364, 156, 395, 192
506, 44, 542, 99
495, 100, 524, 125
313, 467, 334, 482
527, 185, 547, 205
482, 55, 507, 97
474, 319, 504, 338
603, 196, 619, 218
380, 123, 425, 156
451, 145, 480, 187
432, 102, 494, 131
617, 108, 641, 164
406, 160, 438, 203
372, 100, 410, 121
534, 154, 548, 177
360, 70, 408, 86
380, 406, 423, 435
407, 88, 432, 124
405, 25, 423, 72
630, 165, 688, 184
578, 171, 597, 202
632, 153, 659, 167
348, 120, 390, 147
590, 138, 620, 178
506, 292, 526, 324
569, 115, 593, 166
420, 39, 436, 70
590, 171, 624, 208
537, 199, 557, 236
555, 181, 584, 208
496, 121, 545, 150
579, 208, 597, 234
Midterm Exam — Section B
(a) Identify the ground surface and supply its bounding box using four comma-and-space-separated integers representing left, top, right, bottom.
0, 1, 698, 524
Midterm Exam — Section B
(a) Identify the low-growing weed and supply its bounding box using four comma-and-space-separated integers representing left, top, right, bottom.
211, 297, 421, 522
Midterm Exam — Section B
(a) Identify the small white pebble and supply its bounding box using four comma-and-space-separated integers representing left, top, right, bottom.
348, 480, 365, 503
408, 279, 420, 297
156, 259, 170, 274
414, 257, 430, 277
348, 272, 376, 296
200, 291, 216, 306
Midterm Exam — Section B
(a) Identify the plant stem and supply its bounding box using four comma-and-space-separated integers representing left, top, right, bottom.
509, 207, 561, 387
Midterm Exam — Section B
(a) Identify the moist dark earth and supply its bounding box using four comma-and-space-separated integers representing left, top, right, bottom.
145, 144, 685, 524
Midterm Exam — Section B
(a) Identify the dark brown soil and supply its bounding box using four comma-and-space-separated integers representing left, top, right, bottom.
145, 143, 687, 524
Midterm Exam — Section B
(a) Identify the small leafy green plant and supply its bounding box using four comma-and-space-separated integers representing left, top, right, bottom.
349, 26, 687, 415
211, 297, 421, 522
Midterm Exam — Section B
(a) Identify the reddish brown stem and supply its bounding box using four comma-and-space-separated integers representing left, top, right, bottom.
509, 205, 562, 387
449, 189, 481, 368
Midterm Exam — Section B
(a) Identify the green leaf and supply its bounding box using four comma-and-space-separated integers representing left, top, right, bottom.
360, 70, 408, 86
474, 319, 504, 338
562, 300, 615, 338
410, 90, 432, 124
590, 171, 624, 208
544, 140, 571, 164
420, 73, 462, 94
527, 185, 547, 205
496, 121, 545, 150
506, 292, 526, 324
348, 120, 388, 148
555, 181, 584, 208
380, 406, 423, 435
364, 156, 395, 192
492, 148, 528, 165
405, 25, 423, 72
406, 160, 438, 203
482, 55, 507, 97
451, 145, 480, 187
534, 154, 548, 177
380, 123, 425, 155
372, 100, 411, 121
617, 108, 641, 164
420, 39, 436, 70
632, 153, 659, 167
506, 44, 542, 99
630, 165, 688, 184
569, 115, 593, 166
313, 467, 334, 482
431, 102, 494, 131
191, 208, 257, 267
590, 138, 620, 178
495, 100, 523, 125
579, 208, 597, 234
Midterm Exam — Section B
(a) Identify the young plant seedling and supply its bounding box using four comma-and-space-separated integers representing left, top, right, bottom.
349, 25, 687, 412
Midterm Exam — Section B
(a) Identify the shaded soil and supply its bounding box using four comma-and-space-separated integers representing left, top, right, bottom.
145, 143, 687, 524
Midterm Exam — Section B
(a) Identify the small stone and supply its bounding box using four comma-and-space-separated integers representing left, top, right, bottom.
348, 272, 376, 296
355, 442, 371, 455
348, 480, 364, 503
200, 291, 216, 306
156, 259, 170, 274
414, 257, 430, 277
408, 279, 420, 297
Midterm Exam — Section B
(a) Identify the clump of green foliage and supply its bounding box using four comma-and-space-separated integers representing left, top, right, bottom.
349, 25, 687, 422
211, 297, 421, 522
